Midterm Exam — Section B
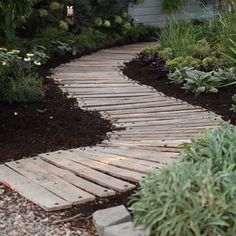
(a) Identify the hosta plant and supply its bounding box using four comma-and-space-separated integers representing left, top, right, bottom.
182, 124, 236, 172
168, 67, 190, 84
182, 70, 220, 96
214, 67, 236, 87
131, 160, 236, 236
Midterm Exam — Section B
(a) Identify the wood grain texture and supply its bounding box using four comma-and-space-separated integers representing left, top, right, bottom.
0, 42, 223, 211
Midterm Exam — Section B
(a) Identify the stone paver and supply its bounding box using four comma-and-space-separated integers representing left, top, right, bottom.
104, 222, 146, 236
93, 205, 131, 236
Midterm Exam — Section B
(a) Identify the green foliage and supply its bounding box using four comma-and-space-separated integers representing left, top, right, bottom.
169, 67, 236, 96
131, 160, 236, 236
122, 24, 158, 44
191, 39, 211, 60
223, 39, 236, 65
159, 21, 196, 57
166, 56, 201, 72
0, 47, 45, 102
202, 56, 220, 71
132, 124, 236, 236
158, 47, 174, 60
231, 94, 236, 113
168, 67, 191, 84
182, 124, 236, 172
213, 67, 236, 87
76, 28, 107, 53
193, 18, 224, 45
182, 70, 220, 96
162, 0, 187, 14
1, 76, 44, 103
0, 0, 35, 45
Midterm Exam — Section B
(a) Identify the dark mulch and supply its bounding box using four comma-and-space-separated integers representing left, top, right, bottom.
0, 78, 112, 163
123, 60, 236, 125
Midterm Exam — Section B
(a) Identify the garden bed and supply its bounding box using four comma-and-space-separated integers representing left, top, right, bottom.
123, 60, 236, 125
0, 77, 112, 163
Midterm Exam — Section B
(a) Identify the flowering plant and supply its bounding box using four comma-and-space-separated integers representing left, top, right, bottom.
0, 47, 47, 102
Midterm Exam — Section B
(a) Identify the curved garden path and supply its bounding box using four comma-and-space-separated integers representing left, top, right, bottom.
0, 43, 224, 211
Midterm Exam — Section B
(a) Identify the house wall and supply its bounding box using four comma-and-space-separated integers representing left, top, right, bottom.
128, 0, 216, 26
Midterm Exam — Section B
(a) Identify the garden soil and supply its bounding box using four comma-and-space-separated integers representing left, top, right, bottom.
123, 60, 236, 125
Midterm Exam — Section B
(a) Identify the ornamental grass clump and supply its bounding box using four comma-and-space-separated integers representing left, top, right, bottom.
182, 124, 236, 172
131, 161, 236, 236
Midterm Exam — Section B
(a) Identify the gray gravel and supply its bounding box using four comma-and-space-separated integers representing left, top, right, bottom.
0, 184, 96, 236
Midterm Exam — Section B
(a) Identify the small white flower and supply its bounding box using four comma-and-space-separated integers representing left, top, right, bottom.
14, 112, 18, 116
26, 53, 34, 57
2, 61, 7, 66
34, 61, 41, 66
50, 116, 53, 119
24, 57, 31, 62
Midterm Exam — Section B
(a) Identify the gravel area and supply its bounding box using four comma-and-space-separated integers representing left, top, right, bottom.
0, 184, 97, 236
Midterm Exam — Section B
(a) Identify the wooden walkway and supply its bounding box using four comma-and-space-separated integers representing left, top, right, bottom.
0, 43, 224, 211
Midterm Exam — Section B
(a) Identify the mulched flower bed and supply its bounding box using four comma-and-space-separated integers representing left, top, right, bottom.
0, 78, 112, 163
123, 60, 236, 125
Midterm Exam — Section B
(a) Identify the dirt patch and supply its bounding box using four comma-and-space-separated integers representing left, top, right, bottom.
0, 78, 112, 163
123, 60, 236, 125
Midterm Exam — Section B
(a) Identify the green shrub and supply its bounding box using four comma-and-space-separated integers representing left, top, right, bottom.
193, 19, 223, 45
181, 69, 220, 96
0, 47, 45, 102
214, 67, 236, 87
166, 56, 201, 72
182, 124, 236, 172
231, 94, 236, 113
169, 67, 236, 96
122, 24, 159, 44
158, 47, 174, 60
162, 0, 187, 14
202, 56, 220, 71
191, 39, 211, 60
168, 67, 191, 84
1, 76, 44, 103
223, 39, 236, 65
159, 21, 196, 57
131, 160, 236, 236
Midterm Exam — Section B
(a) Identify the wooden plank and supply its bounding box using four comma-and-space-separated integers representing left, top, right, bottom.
84, 100, 185, 110
40, 152, 136, 191
6, 159, 95, 205
85, 147, 179, 164
72, 93, 153, 98
0, 165, 71, 211
103, 104, 201, 115
104, 110, 207, 120
62, 88, 153, 94
68, 149, 160, 174
30, 158, 116, 197
62, 150, 148, 180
